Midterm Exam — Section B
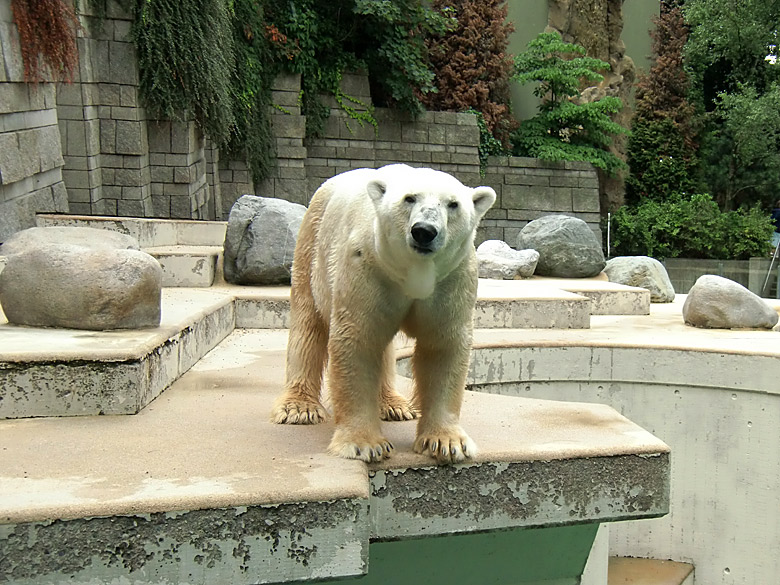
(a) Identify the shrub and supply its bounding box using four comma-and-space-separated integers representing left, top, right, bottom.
510, 32, 627, 176
421, 0, 516, 146
611, 193, 773, 260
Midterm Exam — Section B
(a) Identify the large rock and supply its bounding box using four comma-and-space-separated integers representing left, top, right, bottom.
223, 195, 306, 285
477, 240, 539, 279
516, 215, 605, 278
605, 256, 676, 303
0, 226, 139, 255
0, 244, 162, 330
683, 275, 779, 330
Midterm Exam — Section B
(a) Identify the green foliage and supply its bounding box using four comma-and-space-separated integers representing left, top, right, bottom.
626, 6, 698, 203
626, 117, 698, 202
133, 0, 236, 146
510, 32, 628, 176
611, 193, 773, 260
467, 109, 507, 176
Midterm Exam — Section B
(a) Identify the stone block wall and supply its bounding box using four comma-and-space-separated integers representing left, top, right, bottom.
0, 2, 68, 242
482, 157, 602, 245
253, 73, 601, 244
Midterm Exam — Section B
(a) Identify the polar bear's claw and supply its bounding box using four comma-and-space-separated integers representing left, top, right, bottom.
379, 391, 419, 421
414, 431, 477, 465
329, 435, 394, 462
271, 400, 327, 425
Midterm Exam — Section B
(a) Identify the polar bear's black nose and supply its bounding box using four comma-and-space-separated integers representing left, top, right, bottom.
411, 222, 438, 245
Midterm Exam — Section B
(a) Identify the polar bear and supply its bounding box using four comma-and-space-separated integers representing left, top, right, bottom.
271, 164, 496, 464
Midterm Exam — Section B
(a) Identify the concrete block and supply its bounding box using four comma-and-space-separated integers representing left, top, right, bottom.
0, 83, 29, 114
0, 131, 23, 184
38, 125, 64, 171
100, 119, 116, 153
115, 120, 144, 155
108, 41, 137, 85
98, 83, 121, 106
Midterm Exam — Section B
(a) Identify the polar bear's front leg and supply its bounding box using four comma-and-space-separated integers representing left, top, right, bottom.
326, 311, 396, 463
410, 337, 477, 464
379, 343, 419, 421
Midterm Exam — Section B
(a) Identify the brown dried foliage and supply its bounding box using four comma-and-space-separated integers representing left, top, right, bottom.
11, 0, 81, 83
634, 6, 696, 145
421, 0, 517, 145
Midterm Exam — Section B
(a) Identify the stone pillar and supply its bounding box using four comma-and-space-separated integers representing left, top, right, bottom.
0, 1, 68, 241
60, 0, 153, 217
148, 119, 211, 219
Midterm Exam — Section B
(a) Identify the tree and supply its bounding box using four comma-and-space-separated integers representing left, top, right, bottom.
420, 0, 516, 146
625, 6, 698, 202
510, 32, 627, 176
683, 0, 780, 208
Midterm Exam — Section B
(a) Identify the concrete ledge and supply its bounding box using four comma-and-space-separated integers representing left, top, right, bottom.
0, 329, 670, 585
0, 289, 235, 418
145, 245, 221, 287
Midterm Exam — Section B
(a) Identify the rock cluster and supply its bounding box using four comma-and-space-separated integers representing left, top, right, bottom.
0, 227, 162, 330
605, 256, 676, 303
223, 195, 306, 285
683, 275, 778, 330
516, 215, 605, 278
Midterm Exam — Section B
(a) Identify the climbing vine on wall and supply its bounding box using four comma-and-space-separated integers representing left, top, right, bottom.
11, 0, 81, 83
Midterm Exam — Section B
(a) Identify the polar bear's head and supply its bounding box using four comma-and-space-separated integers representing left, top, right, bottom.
366, 165, 496, 262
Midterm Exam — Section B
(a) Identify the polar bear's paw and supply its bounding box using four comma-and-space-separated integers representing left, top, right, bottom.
380, 391, 419, 421
413, 428, 478, 464
328, 430, 394, 463
271, 397, 328, 425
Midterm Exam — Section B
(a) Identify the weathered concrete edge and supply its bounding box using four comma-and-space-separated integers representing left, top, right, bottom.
0, 498, 369, 585
466, 345, 780, 396
368, 453, 670, 541
0, 302, 235, 419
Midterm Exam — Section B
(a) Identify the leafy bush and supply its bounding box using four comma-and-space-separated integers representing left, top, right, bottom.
611, 193, 773, 260
510, 32, 628, 176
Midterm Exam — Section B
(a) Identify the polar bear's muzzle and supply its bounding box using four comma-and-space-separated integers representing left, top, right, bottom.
410, 221, 439, 254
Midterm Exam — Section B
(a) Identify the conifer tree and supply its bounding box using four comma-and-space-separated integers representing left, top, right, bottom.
421, 0, 516, 146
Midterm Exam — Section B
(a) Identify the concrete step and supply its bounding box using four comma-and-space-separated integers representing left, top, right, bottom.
36, 213, 227, 247
144, 245, 222, 287
608, 557, 694, 585
525, 277, 651, 315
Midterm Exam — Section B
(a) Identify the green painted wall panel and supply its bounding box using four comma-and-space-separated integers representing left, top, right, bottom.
319, 524, 599, 585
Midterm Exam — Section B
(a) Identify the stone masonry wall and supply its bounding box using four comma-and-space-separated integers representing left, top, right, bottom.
0, 10, 600, 244
254, 73, 601, 244
0, 2, 68, 242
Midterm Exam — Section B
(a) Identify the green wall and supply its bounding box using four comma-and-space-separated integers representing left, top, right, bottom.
623, 0, 660, 75
319, 524, 600, 585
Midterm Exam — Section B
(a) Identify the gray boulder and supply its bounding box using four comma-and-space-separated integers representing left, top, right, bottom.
477, 240, 539, 279
223, 195, 306, 285
683, 275, 779, 329
516, 215, 605, 278
605, 256, 676, 303
0, 226, 139, 255
0, 244, 162, 330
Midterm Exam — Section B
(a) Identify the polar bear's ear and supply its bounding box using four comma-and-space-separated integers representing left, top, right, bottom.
472, 187, 497, 217
367, 180, 387, 203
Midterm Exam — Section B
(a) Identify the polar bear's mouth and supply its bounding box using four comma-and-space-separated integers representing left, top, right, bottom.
412, 244, 434, 255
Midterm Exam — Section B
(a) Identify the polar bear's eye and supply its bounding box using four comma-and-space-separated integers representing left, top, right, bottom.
448, 201, 459, 210
404, 195, 416, 204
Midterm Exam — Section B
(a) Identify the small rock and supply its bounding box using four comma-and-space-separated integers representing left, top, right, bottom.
0, 244, 162, 330
223, 195, 306, 285
683, 275, 779, 329
477, 240, 539, 279
1, 226, 139, 255
605, 256, 676, 303
516, 215, 605, 278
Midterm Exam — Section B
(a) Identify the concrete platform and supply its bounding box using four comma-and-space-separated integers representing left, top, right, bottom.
0, 329, 670, 585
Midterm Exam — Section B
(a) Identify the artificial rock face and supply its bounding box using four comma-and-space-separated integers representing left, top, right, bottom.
476, 239, 539, 279
223, 195, 306, 285
271, 164, 496, 465
605, 256, 676, 303
683, 275, 779, 330
517, 214, 605, 278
